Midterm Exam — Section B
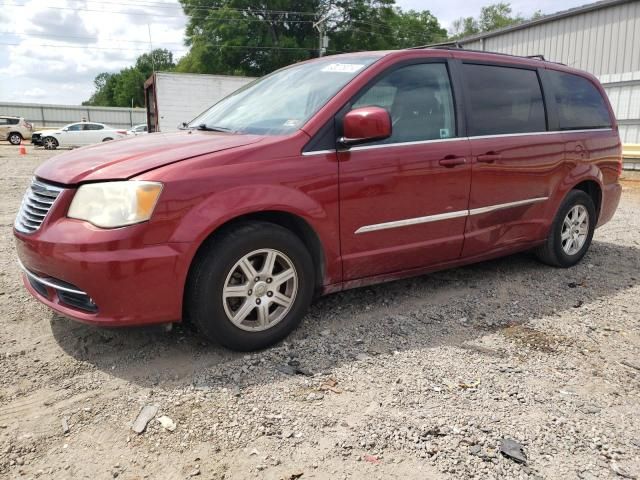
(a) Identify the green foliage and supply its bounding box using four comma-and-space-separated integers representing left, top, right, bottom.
450, 2, 532, 39
83, 49, 175, 107
85, 2, 449, 104
176, 0, 447, 76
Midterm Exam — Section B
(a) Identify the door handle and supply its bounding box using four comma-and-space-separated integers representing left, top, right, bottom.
477, 153, 502, 163
439, 156, 467, 168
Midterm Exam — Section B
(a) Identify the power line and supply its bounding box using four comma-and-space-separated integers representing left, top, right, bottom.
2, 2, 437, 39
0, 41, 322, 52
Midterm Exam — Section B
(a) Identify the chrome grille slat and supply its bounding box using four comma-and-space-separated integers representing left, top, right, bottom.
14, 179, 64, 234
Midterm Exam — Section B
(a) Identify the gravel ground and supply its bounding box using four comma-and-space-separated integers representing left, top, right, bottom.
1, 143, 639, 480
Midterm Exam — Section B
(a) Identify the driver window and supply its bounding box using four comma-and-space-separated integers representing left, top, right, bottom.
352, 63, 456, 144
67, 124, 83, 131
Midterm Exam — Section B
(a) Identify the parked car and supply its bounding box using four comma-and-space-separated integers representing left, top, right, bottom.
14, 48, 622, 351
128, 124, 148, 135
33, 122, 127, 149
0, 116, 33, 145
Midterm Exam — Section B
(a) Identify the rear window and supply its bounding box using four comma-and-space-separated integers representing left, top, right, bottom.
546, 70, 612, 130
462, 64, 546, 136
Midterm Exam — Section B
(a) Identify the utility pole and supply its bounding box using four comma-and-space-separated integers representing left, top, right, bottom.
147, 24, 156, 72
313, 13, 331, 57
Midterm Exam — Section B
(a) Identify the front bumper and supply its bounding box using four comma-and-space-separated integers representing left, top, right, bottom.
14, 202, 191, 326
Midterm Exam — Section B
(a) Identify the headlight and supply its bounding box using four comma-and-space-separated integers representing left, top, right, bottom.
68, 181, 163, 228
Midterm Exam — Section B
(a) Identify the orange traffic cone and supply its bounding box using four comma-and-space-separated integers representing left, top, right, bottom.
19, 140, 26, 156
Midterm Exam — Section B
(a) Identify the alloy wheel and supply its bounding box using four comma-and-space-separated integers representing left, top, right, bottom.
222, 248, 298, 332
561, 204, 589, 255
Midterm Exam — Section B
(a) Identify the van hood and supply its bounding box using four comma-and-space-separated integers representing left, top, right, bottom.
35, 131, 263, 185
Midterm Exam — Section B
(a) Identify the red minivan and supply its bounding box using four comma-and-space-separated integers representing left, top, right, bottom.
14, 48, 622, 350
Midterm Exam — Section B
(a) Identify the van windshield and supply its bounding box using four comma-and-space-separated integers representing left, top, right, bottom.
188, 55, 382, 135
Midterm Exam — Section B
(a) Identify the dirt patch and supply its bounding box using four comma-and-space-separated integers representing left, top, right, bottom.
1, 145, 639, 479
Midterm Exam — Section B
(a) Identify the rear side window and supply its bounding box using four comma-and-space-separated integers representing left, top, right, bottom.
546, 70, 612, 130
352, 62, 456, 144
85, 124, 104, 130
462, 64, 546, 136
7, 118, 19, 125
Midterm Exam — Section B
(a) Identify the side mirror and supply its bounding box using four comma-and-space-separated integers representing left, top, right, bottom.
62, 127, 69, 132
339, 106, 391, 147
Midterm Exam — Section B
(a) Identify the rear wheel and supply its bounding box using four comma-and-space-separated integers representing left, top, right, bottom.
43, 137, 58, 150
535, 190, 596, 267
186, 222, 314, 351
8, 132, 22, 145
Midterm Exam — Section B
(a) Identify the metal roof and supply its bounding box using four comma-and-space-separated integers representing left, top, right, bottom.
430, 0, 636, 46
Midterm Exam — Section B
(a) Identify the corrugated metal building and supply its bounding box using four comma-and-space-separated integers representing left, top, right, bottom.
438, 0, 640, 145
0, 102, 146, 130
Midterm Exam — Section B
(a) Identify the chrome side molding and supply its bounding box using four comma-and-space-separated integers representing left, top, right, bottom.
355, 196, 549, 234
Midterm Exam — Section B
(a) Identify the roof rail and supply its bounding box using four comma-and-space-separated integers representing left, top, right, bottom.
410, 45, 565, 65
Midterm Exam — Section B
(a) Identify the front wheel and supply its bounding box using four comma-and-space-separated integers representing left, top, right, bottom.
8, 133, 22, 145
43, 137, 58, 150
535, 190, 596, 267
186, 222, 315, 351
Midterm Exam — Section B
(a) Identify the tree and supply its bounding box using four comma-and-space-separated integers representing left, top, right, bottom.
450, 2, 530, 39
84, 49, 175, 107
135, 49, 176, 80
176, 0, 447, 76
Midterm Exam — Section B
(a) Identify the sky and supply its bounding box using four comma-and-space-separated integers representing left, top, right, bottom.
0, 0, 591, 105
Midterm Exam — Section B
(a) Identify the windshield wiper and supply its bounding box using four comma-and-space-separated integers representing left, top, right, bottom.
195, 124, 234, 133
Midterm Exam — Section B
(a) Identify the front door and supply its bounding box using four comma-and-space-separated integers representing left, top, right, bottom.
338, 61, 472, 281
460, 62, 566, 258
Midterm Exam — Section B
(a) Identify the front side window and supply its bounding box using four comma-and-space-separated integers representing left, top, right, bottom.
352, 63, 456, 144
463, 64, 546, 136
546, 70, 612, 130
189, 55, 382, 135
67, 124, 83, 131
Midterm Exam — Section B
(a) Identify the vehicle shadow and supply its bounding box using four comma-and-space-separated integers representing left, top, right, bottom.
49, 240, 639, 390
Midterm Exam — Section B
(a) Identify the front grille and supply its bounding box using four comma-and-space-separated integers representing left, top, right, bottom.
15, 179, 63, 234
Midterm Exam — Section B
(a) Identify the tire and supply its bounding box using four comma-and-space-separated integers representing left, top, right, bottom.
43, 137, 58, 150
8, 132, 22, 145
535, 190, 596, 268
186, 221, 315, 351
102, 137, 113, 142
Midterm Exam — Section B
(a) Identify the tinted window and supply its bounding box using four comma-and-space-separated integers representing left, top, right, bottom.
7, 118, 19, 125
352, 63, 456, 144
546, 70, 612, 130
67, 124, 83, 131
463, 64, 546, 136
85, 124, 104, 130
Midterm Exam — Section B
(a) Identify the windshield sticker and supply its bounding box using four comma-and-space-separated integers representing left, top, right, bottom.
321, 63, 365, 73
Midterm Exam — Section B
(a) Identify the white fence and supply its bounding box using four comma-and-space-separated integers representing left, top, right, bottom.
0, 102, 146, 130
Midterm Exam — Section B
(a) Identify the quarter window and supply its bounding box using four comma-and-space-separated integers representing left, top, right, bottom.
546, 70, 612, 130
352, 63, 456, 144
463, 64, 546, 136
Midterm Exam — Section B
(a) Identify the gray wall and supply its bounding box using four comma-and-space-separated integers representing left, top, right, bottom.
459, 0, 640, 144
0, 102, 147, 130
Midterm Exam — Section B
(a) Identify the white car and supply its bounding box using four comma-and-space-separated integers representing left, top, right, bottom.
127, 124, 148, 135
35, 122, 128, 150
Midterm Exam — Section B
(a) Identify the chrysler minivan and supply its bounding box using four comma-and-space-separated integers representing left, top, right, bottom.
14, 48, 622, 350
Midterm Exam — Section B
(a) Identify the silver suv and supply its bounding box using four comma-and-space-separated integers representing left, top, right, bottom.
0, 116, 33, 145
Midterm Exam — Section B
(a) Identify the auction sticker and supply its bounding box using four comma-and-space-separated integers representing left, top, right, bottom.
321, 63, 365, 73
